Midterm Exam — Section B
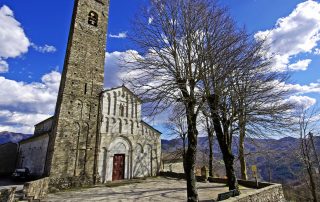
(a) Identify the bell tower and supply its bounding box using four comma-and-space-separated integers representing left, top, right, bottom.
45, 0, 110, 186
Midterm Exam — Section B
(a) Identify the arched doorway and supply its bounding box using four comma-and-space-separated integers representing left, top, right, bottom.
103, 137, 132, 182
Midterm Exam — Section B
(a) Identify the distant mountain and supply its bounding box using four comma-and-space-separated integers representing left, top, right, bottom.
161, 135, 320, 184
0, 131, 32, 145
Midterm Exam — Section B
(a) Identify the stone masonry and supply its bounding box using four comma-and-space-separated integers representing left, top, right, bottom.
98, 86, 161, 182
45, 0, 110, 187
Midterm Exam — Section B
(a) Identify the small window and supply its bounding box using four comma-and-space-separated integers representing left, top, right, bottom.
88, 11, 98, 27
84, 83, 87, 95
120, 104, 124, 117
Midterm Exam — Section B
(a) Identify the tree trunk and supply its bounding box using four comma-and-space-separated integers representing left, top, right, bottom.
307, 167, 318, 202
184, 142, 198, 202
218, 135, 239, 190
301, 137, 318, 202
206, 117, 214, 177
238, 100, 247, 180
239, 122, 247, 180
183, 104, 199, 202
208, 95, 239, 191
208, 134, 214, 177
309, 132, 320, 173
183, 135, 186, 160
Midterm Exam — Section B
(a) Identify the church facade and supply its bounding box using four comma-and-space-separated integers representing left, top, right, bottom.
98, 86, 161, 182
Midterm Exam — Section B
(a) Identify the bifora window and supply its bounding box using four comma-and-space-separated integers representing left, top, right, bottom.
88, 11, 98, 27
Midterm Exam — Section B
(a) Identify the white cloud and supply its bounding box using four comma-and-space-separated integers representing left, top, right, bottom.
104, 50, 141, 88
255, 0, 320, 72
0, 5, 30, 72
0, 71, 60, 133
280, 81, 320, 94
31, 43, 57, 53
0, 110, 50, 134
109, 32, 127, 39
288, 59, 312, 71
285, 95, 316, 109
0, 59, 9, 73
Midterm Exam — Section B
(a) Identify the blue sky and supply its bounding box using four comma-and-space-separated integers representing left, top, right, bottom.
0, 0, 319, 134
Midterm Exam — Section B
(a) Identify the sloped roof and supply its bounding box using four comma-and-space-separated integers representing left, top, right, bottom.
102, 85, 142, 102
141, 120, 162, 135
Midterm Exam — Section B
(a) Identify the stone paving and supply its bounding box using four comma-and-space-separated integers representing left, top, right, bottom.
45, 177, 254, 202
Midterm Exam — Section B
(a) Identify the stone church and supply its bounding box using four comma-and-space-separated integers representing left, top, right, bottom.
98, 86, 161, 182
14, 0, 161, 187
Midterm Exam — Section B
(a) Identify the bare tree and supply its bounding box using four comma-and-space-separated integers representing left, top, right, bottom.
232, 59, 294, 180
296, 106, 320, 202
126, 0, 292, 196
125, 0, 214, 200
197, 4, 295, 188
199, 7, 254, 190
165, 106, 188, 160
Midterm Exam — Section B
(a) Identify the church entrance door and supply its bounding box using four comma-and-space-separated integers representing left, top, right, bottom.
112, 154, 125, 181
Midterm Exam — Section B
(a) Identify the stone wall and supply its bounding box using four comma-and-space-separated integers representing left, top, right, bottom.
0, 143, 18, 175
207, 177, 285, 202
23, 177, 49, 200
0, 187, 16, 202
162, 160, 184, 173
224, 184, 285, 202
159, 173, 286, 202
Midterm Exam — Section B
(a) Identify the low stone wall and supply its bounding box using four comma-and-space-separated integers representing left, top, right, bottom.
159, 171, 206, 182
0, 187, 16, 202
48, 175, 94, 191
160, 172, 286, 202
224, 184, 285, 202
208, 177, 274, 189
23, 177, 49, 200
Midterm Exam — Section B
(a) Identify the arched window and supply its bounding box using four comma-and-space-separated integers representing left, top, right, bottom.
113, 92, 117, 116
120, 104, 124, 117
106, 117, 109, 133
130, 120, 134, 134
126, 95, 129, 117
119, 119, 122, 134
111, 118, 116, 133
88, 11, 98, 27
84, 83, 87, 95
135, 101, 138, 118
131, 98, 134, 118
107, 93, 111, 115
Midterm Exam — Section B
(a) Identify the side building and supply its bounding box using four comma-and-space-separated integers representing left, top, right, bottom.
16, 117, 53, 177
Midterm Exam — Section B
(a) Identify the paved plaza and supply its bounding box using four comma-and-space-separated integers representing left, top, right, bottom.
45, 177, 253, 202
